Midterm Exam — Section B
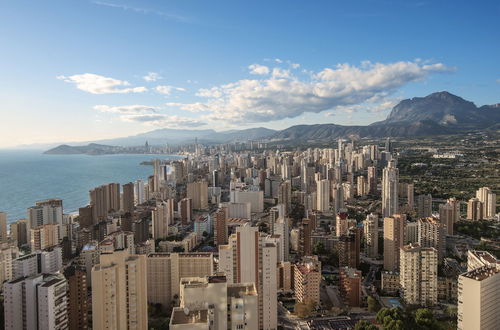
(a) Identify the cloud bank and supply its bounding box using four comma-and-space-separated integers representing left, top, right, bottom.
172, 60, 455, 124
57, 73, 147, 94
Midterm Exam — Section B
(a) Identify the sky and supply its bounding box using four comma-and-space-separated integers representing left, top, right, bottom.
0, 0, 499, 148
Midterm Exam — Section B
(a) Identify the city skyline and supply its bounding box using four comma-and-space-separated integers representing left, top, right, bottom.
1, 1, 500, 147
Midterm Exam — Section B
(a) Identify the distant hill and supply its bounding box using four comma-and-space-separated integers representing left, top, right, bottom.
44, 91, 500, 153
44, 143, 124, 155
93, 127, 277, 146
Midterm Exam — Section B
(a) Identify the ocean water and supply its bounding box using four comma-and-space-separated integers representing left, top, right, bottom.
0, 150, 180, 223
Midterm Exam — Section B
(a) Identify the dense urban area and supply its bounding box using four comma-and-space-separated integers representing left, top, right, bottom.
1, 133, 499, 330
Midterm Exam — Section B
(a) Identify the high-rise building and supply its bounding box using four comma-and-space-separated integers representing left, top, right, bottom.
89, 183, 120, 221
382, 160, 399, 217
0, 245, 18, 290
147, 252, 214, 311
416, 194, 432, 218
338, 227, 361, 269
339, 267, 362, 307
367, 166, 377, 195
467, 198, 484, 221
63, 265, 88, 330
214, 207, 228, 246
316, 179, 330, 212
363, 213, 379, 258
218, 224, 278, 329
457, 251, 500, 330
122, 182, 135, 213
4, 273, 68, 330
336, 212, 349, 237
78, 205, 94, 228
383, 214, 406, 271
273, 217, 290, 262
92, 249, 148, 330
278, 180, 292, 216
10, 219, 28, 248
476, 187, 497, 219
458, 266, 500, 330
417, 217, 446, 261
294, 256, 321, 304
178, 198, 193, 225
187, 181, 209, 209
299, 218, 312, 256
0, 212, 7, 243
356, 176, 367, 196
134, 179, 145, 205
30, 224, 59, 251
439, 198, 460, 235
170, 275, 258, 330
407, 183, 415, 208
332, 183, 345, 215
152, 199, 174, 241
27, 201, 63, 230
399, 243, 438, 306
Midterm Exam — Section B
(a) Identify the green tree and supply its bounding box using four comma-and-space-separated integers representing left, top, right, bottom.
313, 242, 326, 255
367, 296, 380, 312
172, 246, 185, 252
414, 308, 438, 330
354, 320, 378, 330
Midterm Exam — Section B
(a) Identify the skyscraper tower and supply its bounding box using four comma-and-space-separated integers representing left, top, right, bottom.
382, 160, 399, 217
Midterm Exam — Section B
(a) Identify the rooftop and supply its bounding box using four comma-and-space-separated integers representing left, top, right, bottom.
461, 266, 500, 281
170, 308, 208, 325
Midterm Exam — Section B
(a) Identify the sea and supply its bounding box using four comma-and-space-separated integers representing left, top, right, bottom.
0, 150, 181, 224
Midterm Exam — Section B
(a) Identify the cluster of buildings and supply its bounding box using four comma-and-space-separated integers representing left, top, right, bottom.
0, 137, 498, 329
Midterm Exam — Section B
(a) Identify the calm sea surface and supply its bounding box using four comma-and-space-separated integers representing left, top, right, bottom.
0, 150, 180, 223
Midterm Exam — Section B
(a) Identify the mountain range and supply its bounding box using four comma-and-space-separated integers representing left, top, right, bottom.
45, 91, 499, 153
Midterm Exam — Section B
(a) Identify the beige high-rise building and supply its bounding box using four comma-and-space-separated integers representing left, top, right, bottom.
339, 267, 362, 307
10, 219, 28, 248
147, 252, 213, 310
122, 182, 135, 213
152, 199, 174, 241
416, 194, 432, 218
382, 160, 399, 217
294, 256, 321, 304
439, 197, 460, 235
363, 213, 378, 258
476, 187, 497, 219
187, 181, 209, 209
417, 217, 446, 261
30, 224, 60, 251
383, 214, 406, 271
92, 249, 148, 330
89, 183, 120, 221
278, 180, 292, 216
400, 243, 438, 306
316, 179, 330, 212
467, 198, 484, 221
356, 176, 367, 196
170, 275, 258, 330
367, 166, 377, 195
218, 224, 278, 330
407, 183, 414, 208
458, 266, 500, 330
0, 212, 7, 243
178, 198, 193, 225
214, 207, 228, 246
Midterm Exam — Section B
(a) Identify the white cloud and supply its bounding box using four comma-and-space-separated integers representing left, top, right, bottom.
169, 60, 454, 124
155, 85, 186, 95
271, 68, 290, 78
143, 72, 162, 82
248, 64, 270, 75
57, 73, 147, 94
324, 112, 335, 117
93, 104, 158, 114
496, 78, 500, 83
121, 114, 205, 128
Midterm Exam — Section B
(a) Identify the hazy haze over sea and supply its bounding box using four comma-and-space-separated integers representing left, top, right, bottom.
0, 150, 180, 223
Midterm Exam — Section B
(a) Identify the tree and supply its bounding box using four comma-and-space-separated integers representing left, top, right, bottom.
172, 246, 185, 252
376, 308, 404, 329
313, 241, 326, 255
294, 298, 316, 318
414, 308, 438, 330
354, 320, 378, 330
258, 221, 269, 233
367, 296, 380, 312
202, 231, 209, 237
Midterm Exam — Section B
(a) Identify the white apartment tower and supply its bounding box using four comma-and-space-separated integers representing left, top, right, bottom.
382, 160, 399, 217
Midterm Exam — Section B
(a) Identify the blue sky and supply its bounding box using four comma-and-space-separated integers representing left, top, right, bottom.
0, 0, 499, 147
